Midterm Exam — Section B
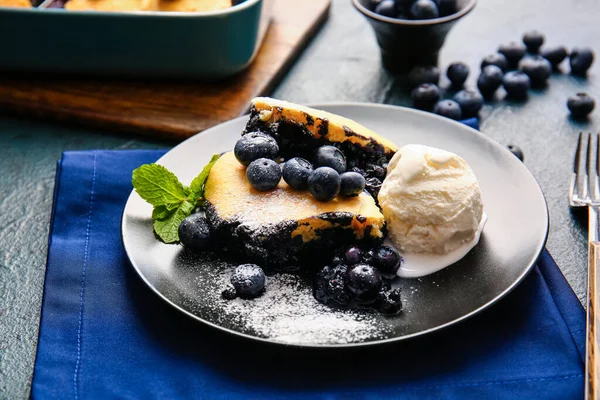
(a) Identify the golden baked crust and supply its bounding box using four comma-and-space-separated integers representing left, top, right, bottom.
159, 0, 229, 12
0, 0, 31, 8
65, 0, 230, 11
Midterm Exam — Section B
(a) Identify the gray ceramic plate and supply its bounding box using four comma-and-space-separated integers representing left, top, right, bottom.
121, 103, 549, 347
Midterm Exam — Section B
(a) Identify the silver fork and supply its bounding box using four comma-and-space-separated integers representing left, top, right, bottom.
569, 132, 599, 400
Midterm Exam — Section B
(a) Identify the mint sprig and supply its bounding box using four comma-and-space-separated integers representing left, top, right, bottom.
132, 154, 220, 243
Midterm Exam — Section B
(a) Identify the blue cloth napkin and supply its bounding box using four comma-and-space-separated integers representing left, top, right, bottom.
33, 146, 586, 399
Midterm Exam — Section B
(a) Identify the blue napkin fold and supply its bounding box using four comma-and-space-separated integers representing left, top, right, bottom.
33, 145, 586, 399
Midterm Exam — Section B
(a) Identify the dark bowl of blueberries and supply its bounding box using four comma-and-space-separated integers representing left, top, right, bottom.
353, 0, 477, 72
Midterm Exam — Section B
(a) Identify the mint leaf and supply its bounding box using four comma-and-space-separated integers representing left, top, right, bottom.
152, 205, 175, 220
132, 164, 186, 207
153, 200, 195, 243
189, 154, 220, 200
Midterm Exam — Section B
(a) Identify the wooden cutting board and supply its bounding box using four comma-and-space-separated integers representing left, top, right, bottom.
0, 0, 330, 141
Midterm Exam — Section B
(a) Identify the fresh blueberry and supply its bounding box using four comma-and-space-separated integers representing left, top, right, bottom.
246, 158, 281, 191
570, 48, 595, 76
314, 145, 346, 173
446, 62, 469, 87
374, 0, 396, 17
308, 167, 341, 202
368, 0, 383, 11
377, 288, 403, 314
344, 246, 363, 266
345, 264, 383, 302
433, 100, 462, 120
518, 56, 552, 87
481, 53, 508, 72
453, 90, 483, 118
314, 265, 350, 306
282, 157, 313, 190
178, 213, 212, 251
408, 65, 440, 88
230, 264, 266, 299
339, 171, 366, 197
438, 0, 456, 16
506, 144, 524, 162
234, 132, 279, 166
477, 65, 504, 98
541, 46, 568, 68
411, 83, 442, 110
522, 30, 544, 53
567, 93, 596, 119
373, 246, 402, 277
410, 0, 439, 19
365, 177, 383, 198
502, 71, 531, 98
221, 284, 237, 300
498, 41, 526, 68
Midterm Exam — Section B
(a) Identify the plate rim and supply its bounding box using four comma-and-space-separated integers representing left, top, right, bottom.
121, 102, 550, 348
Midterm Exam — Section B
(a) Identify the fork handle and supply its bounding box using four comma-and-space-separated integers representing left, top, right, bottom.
586, 206, 600, 400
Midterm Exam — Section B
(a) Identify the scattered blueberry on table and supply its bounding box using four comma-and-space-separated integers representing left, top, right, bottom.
569, 47, 595, 76
567, 93, 596, 119
498, 41, 526, 68
522, 30, 544, 53
453, 90, 483, 118
433, 99, 462, 120
411, 83, 442, 110
408, 65, 440, 87
308, 167, 341, 202
230, 264, 266, 299
507, 144, 524, 162
541, 46, 568, 68
477, 65, 504, 98
481, 53, 508, 72
518, 56, 552, 87
447, 62, 469, 87
246, 158, 282, 191
502, 71, 531, 99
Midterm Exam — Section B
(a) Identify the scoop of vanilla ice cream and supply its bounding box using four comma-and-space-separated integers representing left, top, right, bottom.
378, 144, 484, 254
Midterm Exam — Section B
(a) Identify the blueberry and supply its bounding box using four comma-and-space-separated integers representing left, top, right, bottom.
408, 65, 440, 88
541, 46, 568, 68
282, 157, 313, 190
314, 265, 350, 306
362, 249, 375, 264
374, 0, 396, 17
477, 65, 504, 98
410, 0, 439, 19
481, 53, 508, 72
506, 144, 524, 162
570, 48, 595, 76
522, 30, 544, 53
411, 83, 442, 110
230, 264, 266, 299
339, 171, 366, 197
345, 264, 383, 302
234, 132, 279, 166
453, 90, 483, 118
446, 62, 469, 87
498, 41, 526, 68
178, 214, 212, 251
368, 0, 382, 10
518, 56, 552, 87
433, 100, 462, 120
373, 245, 402, 277
438, 0, 456, 16
567, 93, 595, 119
365, 177, 382, 198
377, 288, 403, 314
246, 158, 281, 191
308, 167, 341, 202
502, 71, 531, 98
221, 284, 237, 300
314, 145, 346, 173
344, 246, 363, 266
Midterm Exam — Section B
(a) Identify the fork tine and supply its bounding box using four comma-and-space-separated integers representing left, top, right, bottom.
574, 132, 584, 173
587, 133, 594, 176
593, 134, 600, 201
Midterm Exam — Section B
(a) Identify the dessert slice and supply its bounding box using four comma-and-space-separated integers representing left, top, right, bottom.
204, 152, 385, 267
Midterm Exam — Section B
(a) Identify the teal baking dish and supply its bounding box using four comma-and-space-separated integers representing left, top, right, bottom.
0, 0, 272, 79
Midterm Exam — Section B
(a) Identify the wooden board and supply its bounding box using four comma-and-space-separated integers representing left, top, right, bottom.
0, 0, 330, 141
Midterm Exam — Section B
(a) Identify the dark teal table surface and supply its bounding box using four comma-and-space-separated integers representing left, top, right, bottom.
1, 0, 598, 397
